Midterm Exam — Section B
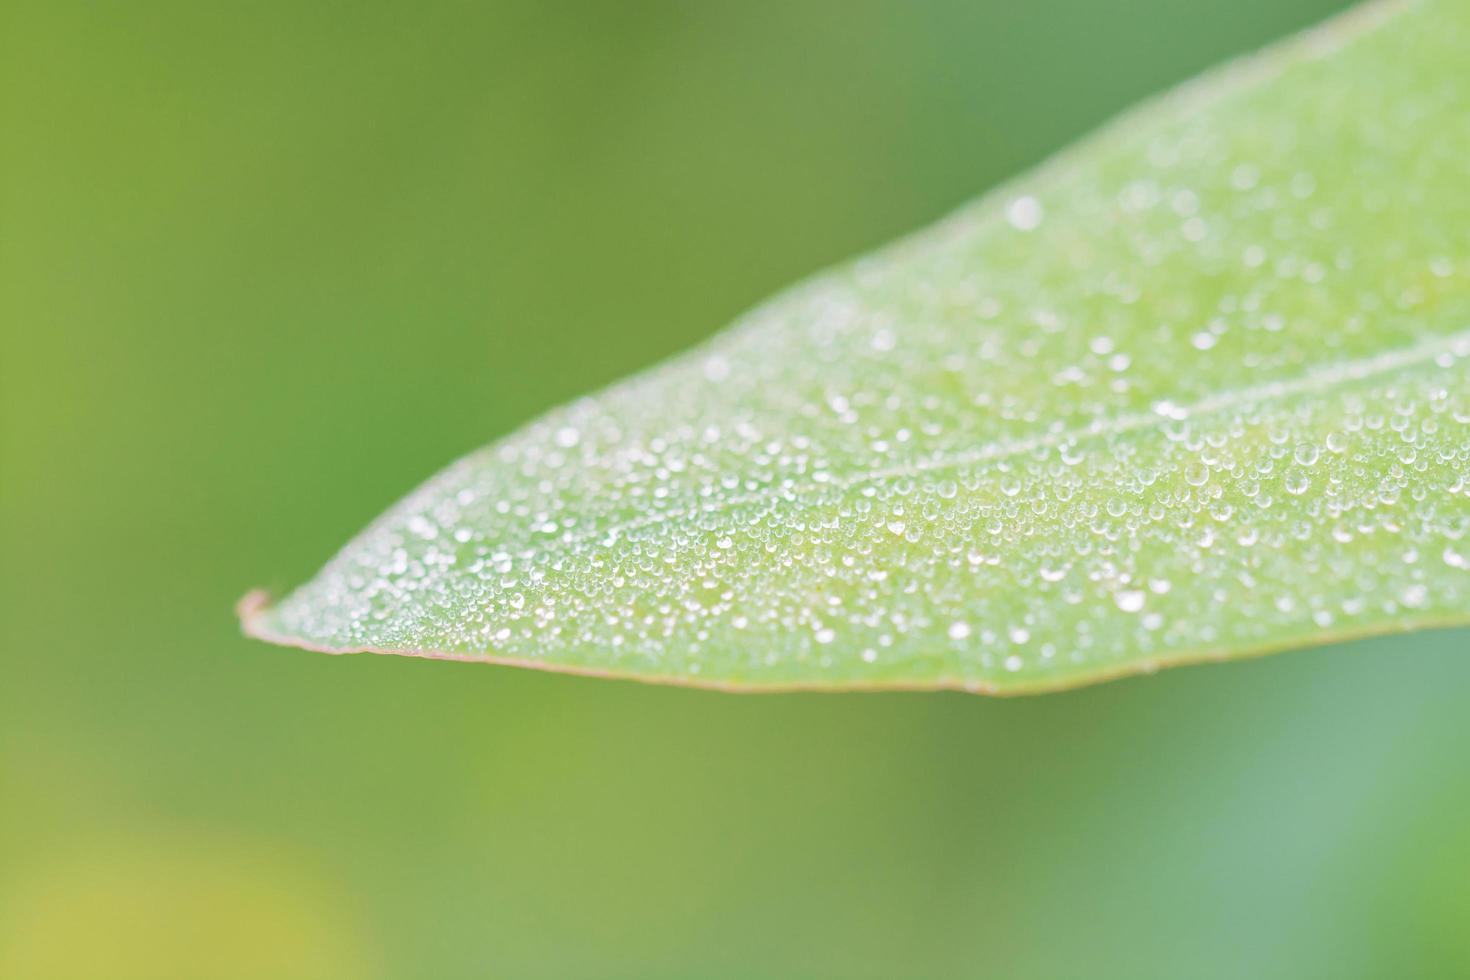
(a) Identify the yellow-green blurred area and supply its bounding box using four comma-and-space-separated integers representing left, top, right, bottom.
5, 1, 1470, 977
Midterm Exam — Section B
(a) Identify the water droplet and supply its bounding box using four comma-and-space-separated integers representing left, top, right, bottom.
1115, 590, 1146, 613
1006, 196, 1044, 231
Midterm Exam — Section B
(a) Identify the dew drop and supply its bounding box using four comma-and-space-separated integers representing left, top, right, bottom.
1114, 590, 1146, 613
1006, 196, 1044, 231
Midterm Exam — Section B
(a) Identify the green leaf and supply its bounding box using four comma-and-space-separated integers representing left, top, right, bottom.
243, 0, 1470, 694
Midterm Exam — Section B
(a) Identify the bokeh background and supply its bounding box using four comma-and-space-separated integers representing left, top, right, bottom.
6, 1, 1469, 977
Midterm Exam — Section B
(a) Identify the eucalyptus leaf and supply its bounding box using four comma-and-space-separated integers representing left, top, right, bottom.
243, 0, 1470, 694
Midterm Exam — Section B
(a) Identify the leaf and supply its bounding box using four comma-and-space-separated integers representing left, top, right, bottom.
242, 0, 1470, 695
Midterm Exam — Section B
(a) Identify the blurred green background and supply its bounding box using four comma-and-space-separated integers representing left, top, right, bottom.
6, 1, 1470, 977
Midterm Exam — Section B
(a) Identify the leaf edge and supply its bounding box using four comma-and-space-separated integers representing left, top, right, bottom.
238, 590, 1470, 697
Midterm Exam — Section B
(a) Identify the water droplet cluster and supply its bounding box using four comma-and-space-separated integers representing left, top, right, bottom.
261, 1, 1470, 691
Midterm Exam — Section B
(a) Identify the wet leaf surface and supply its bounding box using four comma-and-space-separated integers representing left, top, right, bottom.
245, 0, 1470, 693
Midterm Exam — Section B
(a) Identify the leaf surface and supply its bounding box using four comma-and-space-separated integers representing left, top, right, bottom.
244, 0, 1470, 693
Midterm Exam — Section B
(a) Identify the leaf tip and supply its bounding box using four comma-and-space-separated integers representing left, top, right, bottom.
237, 589, 280, 641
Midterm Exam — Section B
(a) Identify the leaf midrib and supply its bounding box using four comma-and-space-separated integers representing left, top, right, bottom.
482, 326, 1470, 555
